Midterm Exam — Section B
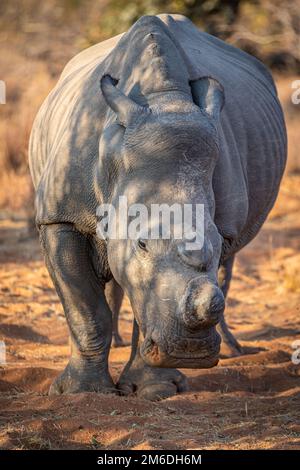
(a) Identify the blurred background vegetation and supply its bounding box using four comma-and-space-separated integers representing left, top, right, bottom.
88, 0, 300, 71
1, 0, 299, 70
0, 0, 299, 215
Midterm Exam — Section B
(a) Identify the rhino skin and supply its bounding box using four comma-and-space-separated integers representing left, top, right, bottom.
29, 14, 286, 400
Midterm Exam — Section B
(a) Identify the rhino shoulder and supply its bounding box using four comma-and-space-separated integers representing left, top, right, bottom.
59, 34, 124, 84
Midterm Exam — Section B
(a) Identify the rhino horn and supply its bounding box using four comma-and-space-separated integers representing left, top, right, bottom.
190, 76, 225, 120
100, 74, 148, 126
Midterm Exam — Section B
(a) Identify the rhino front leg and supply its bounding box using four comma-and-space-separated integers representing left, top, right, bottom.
39, 224, 115, 395
117, 320, 188, 401
218, 255, 243, 356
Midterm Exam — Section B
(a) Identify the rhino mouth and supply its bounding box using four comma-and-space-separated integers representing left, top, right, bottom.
140, 328, 221, 369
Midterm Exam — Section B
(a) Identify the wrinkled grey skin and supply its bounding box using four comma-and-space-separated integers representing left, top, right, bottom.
29, 14, 287, 400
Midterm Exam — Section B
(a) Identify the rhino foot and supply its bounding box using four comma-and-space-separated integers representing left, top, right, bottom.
220, 341, 243, 358
117, 356, 188, 401
49, 360, 116, 395
218, 315, 244, 358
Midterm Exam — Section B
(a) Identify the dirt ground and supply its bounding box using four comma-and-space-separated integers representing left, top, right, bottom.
0, 172, 299, 450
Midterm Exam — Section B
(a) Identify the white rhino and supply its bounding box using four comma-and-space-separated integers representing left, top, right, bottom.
29, 14, 286, 400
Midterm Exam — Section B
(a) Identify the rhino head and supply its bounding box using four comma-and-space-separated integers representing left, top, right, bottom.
99, 74, 225, 369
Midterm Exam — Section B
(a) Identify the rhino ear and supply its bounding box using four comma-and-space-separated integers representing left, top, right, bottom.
100, 74, 148, 127
190, 77, 225, 120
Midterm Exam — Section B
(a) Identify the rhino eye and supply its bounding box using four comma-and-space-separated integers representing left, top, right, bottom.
137, 239, 147, 251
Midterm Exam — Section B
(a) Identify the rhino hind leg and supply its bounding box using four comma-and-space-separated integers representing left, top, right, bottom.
218, 255, 243, 357
105, 278, 125, 347
117, 320, 188, 401
39, 223, 116, 395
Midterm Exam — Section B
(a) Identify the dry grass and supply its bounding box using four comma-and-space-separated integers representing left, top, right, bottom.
0, 50, 55, 213
276, 75, 300, 174
279, 254, 300, 293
